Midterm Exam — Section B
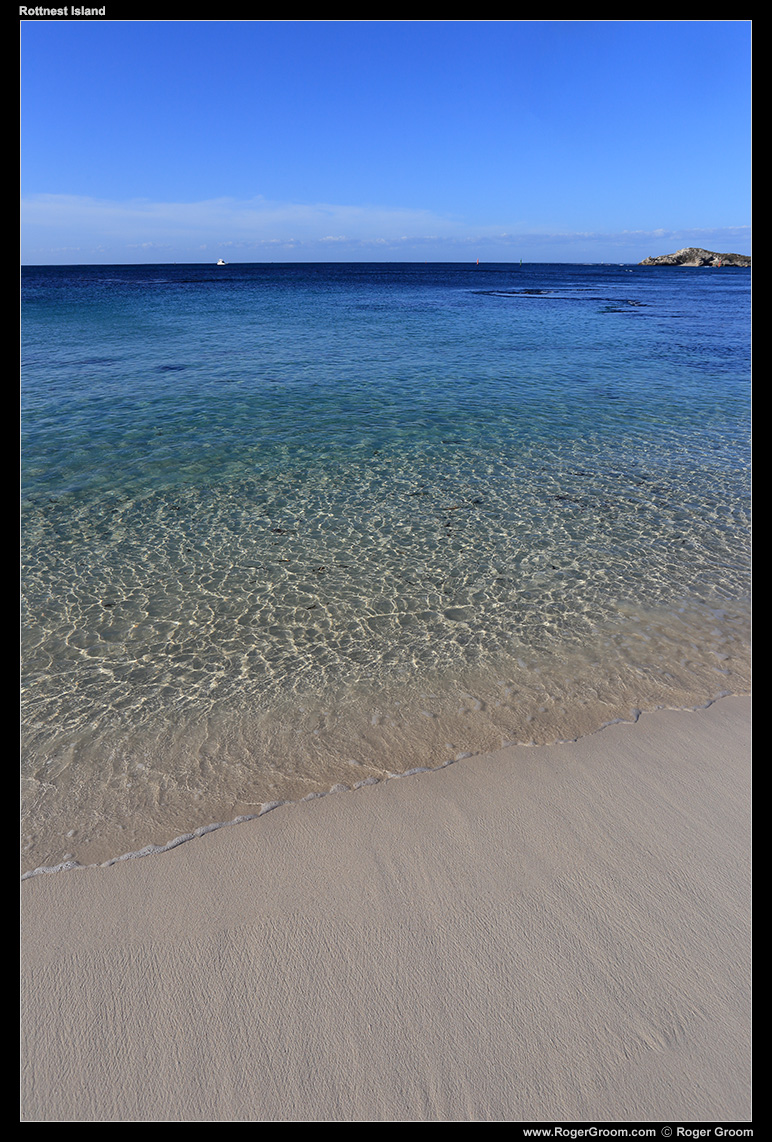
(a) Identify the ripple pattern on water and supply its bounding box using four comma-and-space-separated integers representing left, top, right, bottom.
21, 263, 751, 872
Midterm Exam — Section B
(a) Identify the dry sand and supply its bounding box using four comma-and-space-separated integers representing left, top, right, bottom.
20, 696, 751, 1122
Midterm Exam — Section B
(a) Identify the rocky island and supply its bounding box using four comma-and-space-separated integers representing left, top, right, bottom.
639, 247, 750, 267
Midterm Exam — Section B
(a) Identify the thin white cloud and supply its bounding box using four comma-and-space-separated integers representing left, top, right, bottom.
20, 193, 751, 263
21, 193, 464, 243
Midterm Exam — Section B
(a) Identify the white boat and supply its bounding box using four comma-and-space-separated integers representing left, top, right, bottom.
216, 258, 227, 266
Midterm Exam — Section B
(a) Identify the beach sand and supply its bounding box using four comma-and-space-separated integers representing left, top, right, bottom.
20, 696, 751, 1122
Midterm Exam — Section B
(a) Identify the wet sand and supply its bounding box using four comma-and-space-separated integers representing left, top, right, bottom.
20, 696, 751, 1121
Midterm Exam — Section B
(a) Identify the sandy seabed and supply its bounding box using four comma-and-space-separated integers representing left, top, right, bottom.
20, 696, 751, 1122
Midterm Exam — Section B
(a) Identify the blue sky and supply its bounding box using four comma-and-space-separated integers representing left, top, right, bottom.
20, 20, 751, 263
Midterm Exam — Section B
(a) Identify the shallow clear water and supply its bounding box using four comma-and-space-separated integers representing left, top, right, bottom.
21, 262, 751, 872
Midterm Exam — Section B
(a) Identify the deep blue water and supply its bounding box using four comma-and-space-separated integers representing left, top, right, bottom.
20, 262, 751, 871
22, 262, 750, 501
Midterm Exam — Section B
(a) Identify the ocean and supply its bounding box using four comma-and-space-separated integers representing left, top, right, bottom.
20, 262, 751, 874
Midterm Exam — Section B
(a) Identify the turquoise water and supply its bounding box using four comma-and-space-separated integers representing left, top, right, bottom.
21, 263, 751, 872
